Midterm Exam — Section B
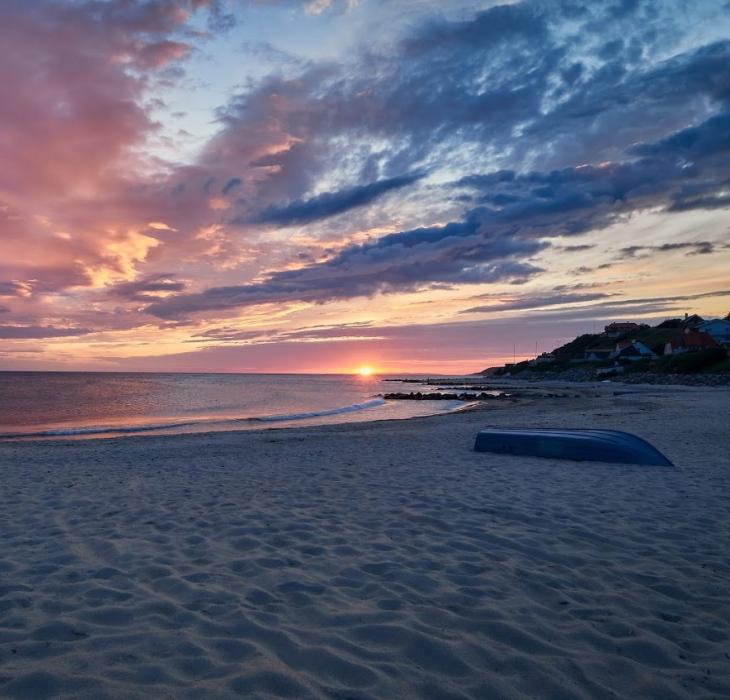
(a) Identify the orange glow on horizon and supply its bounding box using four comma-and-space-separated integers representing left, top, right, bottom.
356, 365, 375, 377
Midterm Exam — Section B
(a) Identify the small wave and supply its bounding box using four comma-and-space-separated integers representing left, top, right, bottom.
0, 397, 388, 440
0, 419, 202, 439
252, 397, 386, 422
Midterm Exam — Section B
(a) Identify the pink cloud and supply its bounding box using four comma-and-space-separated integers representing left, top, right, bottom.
0, 1, 219, 320
134, 40, 193, 68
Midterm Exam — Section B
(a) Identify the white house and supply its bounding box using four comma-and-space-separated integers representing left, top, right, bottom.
698, 319, 730, 346
613, 340, 656, 361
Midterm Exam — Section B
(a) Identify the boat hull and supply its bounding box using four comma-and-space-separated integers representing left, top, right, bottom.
474, 428, 673, 466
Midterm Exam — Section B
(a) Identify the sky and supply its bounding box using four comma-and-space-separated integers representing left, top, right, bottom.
0, 0, 729, 374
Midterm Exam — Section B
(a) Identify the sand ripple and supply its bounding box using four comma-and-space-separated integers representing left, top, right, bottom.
0, 384, 729, 698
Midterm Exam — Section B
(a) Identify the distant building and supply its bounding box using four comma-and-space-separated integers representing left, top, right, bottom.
681, 313, 705, 329
697, 319, 730, 347
529, 353, 555, 365
613, 340, 656, 361
664, 329, 720, 355
584, 347, 614, 361
604, 322, 640, 337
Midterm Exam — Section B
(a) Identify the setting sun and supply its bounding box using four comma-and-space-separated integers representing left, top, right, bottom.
357, 365, 374, 377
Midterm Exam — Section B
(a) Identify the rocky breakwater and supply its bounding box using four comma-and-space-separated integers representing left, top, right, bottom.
383, 391, 505, 401
383, 389, 578, 401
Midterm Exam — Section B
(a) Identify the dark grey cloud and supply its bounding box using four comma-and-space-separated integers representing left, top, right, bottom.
247, 172, 425, 226
130, 0, 729, 333
0, 265, 90, 296
147, 212, 546, 317
617, 241, 716, 259
588, 290, 730, 307
519, 38, 730, 166
204, 0, 730, 226
5, 0, 726, 348
631, 110, 730, 160
456, 108, 730, 238
461, 292, 614, 315
0, 282, 26, 297
149, 103, 730, 319
193, 320, 380, 344
498, 289, 730, 321
110, 274, 186, 302
561, 244, 595, 252
0, 325, 92, 339
573, 263, 616, 274
221, 177, 242, 196
552, 282, 606, 292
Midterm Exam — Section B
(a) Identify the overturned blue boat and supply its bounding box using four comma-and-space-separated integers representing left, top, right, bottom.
474, 428, 673, 466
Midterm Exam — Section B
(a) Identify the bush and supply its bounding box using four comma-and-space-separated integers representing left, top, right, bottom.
552, 333, 603, 361
620, 358, 654, 374
657, 318, 683, 329
655, 348, 727, 374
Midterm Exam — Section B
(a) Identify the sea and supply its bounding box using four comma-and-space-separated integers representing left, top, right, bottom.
0, 372, 465, 440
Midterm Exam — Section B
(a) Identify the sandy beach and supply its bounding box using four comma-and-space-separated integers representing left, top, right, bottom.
0, 381, 729, 699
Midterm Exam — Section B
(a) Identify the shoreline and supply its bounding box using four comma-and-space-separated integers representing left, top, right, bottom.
5, 375, 716, 444
0, 394, 463, 443
1, 383, 729, 698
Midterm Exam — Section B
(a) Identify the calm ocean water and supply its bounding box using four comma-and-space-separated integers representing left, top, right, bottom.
0, 372, 461, 440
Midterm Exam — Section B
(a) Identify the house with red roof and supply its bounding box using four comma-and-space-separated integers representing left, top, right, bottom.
664, 329, 720, 355
604, 321, 640, 337
697, 319, 730, 347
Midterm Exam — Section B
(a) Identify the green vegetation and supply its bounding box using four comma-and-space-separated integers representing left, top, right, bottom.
552, 333, 604, 361
653, 347, 728, 374
489, 319, 729, 377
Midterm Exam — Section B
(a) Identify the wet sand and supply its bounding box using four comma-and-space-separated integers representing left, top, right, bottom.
0, 382, 728, 699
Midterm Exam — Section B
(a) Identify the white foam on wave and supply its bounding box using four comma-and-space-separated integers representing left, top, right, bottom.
252, 397, 386, 422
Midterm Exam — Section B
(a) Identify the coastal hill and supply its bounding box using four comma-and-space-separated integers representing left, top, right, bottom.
483, 314, 730, 381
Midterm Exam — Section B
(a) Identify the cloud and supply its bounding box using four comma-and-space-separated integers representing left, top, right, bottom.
147, 211, 546, 317
631, 110, 730, 161
456, 108, 730, 231
249, 0, 358, 14
0, 0, 223, 309
94, 315, 616, 373
561, 244, 595, 252
147, 101, 730, 319
222, 177, 243, 196
617, 241, 716, 259
461, 290, 730, 319
248, 172, 425, 226
193, 320, 379, 344
109, 273, 187, 302
0, 282, 29, 297
134, 40, 192, 69
461, 292, 615, 315
0, 325, 92, 339
1, 0, 729, 364
305, 0, 358, 14
588, 289, 730, 308
214, 1, 729, 187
